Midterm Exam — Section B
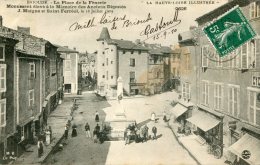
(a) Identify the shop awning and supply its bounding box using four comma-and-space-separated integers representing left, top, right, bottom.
170, 103, 188, 118
186, 111, 220, 132
229, 133, 260, 165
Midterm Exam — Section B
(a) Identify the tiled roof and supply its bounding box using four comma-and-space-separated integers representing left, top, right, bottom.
145, 43, 173, 55
55, 44, 78, 53
148, 49, 163, 55
97, 28, 172, 54
0, 34, 19, 43
0, 26, 49, 57
107, 39, 149, 50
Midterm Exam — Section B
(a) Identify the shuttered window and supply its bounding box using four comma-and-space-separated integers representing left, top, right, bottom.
0, 46, 4, 61
228, 48, 241, 68
241, 43, 248, 69
0, 65, 6, 92
214, 83, 224, 111
248, 88, 260, 126
201, 45, 209, 67
241, 39, 258, 69
0, 99, 6, 127
228, 85, 240, 118
182, 82, 191, 100
29, 62, 35, 78
201, 80, 209, 106
28, 90, 34, 107
250, 2, 260, 19
255, 38, 260, 68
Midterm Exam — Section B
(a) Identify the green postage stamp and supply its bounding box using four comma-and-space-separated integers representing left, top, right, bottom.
203, 6, 256, 57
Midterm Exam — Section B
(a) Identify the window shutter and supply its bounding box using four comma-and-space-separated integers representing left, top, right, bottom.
214, 84, 216, 109
221, 85, 224, 110
234, 88, 238, 117
200, 82, 203, 105
34, 63, 36, 78
0, 65, 6, 92
255, 38, 260, 69
188, 83, 191, 99
206, 82, 209, 105
201, 46, 208, 67
228, 87, 231, 113
250, 3, 256, 19
2, 103, 5, 126
182, 83, 185, 99
249, 91, 255, 123
237, 88, 240, 117
247, 90, 250, 122
241, 43, 248, 69
235, 47, 241, 68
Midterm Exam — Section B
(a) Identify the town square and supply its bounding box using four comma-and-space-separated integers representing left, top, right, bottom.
0, 0, 260, 165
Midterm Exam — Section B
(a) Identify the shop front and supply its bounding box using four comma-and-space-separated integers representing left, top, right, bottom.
170, 103, 192, 134
186, 109, 223, 158
228, 133, 260, 165
130, 83, 145, 96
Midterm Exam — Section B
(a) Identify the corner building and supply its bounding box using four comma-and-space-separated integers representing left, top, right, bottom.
96, 27, 172, 97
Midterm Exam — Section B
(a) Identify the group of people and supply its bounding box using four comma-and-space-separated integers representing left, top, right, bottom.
37, 126, 52, 158
64, 110, 108, 144
63, 110, 100, 140
124, 123, 158, 145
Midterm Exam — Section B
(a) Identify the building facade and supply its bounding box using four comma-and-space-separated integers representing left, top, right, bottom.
57, 46, 78, 94
96, 27, 172, 97
0, 34, 18, 163
0, 17, 64, 162
174, 0, 260, 164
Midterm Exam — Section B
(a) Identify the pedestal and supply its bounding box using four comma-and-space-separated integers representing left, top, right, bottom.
106, 77, 135, 140
108, 101, 128, 140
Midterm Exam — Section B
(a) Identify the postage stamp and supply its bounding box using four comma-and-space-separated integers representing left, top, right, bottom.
203, 6, 256, 57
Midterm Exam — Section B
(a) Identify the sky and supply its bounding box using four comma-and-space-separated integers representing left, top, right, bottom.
0, 0, 227, 53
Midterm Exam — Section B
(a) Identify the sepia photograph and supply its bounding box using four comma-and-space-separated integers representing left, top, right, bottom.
0, 0, 259, 164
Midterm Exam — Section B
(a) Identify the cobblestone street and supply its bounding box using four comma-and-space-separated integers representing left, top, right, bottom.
44, 92, 197, 165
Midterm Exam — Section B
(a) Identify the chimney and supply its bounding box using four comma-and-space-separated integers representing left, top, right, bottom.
73, 47, 76, 50
0, 16, 2, 27
135, 39, 141, 44
17, 26, 30, 35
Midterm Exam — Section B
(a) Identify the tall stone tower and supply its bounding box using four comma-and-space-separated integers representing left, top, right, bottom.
96, 27, 118, 97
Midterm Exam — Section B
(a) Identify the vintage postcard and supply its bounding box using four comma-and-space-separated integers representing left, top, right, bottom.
0, 0, 259, 165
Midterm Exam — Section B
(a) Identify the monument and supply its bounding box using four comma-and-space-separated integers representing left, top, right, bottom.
114, 77, 127, 121
107, 77, 135, 140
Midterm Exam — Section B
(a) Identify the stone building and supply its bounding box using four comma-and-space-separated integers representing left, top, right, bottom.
0, 33, 18, 163
56, 46, 78, 94
96, 27, 172, 97
174, 0, 260, 164
0, 17, 64, 161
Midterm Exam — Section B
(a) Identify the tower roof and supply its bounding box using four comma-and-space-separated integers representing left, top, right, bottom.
97, 27, 111, 41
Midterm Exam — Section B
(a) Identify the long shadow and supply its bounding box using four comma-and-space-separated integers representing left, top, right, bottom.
43, 93, 112, 165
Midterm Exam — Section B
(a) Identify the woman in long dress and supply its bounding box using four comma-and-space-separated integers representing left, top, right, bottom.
95, 111, 99, 122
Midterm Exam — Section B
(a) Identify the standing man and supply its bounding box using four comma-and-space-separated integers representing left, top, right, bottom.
152, 126, 157, 140
64, 124, 69, 140
37, 140, 44, 158
85, 122, 91, 138
163, 111, 167, 122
